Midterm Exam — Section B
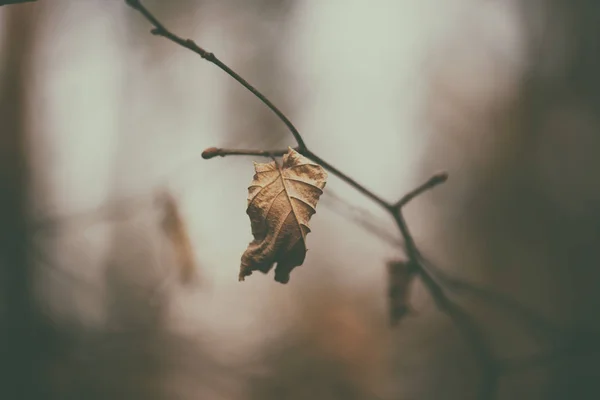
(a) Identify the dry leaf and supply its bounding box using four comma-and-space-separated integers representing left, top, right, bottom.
157, 190, 197, 285
239, 147, 327, 283
387, 259, 417, 326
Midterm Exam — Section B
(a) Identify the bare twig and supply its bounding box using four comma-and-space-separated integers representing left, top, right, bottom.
124, 0, 307, 151
321, 190, 402, 248
124, 1, 571, 399
393, 172, 448, 210
201, 147, 292, 160
322, 191, 567, 341
391, 205, 497, 399
419, 255, 568, 341
126, 0, 493, 396
302, 148, 392, 211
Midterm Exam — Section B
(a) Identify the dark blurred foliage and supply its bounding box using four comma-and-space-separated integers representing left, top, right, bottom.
0, 4, 56, 399
0, 2, 226, 399
421, 0, 600, 398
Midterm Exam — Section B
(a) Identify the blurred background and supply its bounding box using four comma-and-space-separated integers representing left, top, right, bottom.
1, 0, 599, 399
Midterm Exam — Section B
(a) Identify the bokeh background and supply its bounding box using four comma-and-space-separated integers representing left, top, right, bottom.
1, 0, 599, 399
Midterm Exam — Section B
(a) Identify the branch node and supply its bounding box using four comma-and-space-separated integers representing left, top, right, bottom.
126, 0, 306, 150
127, 2, 505, 397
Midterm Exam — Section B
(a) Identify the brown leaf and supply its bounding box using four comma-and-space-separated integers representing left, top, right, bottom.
239, 147, 327, 284
387, 259, 417, 326
157, 190, 197, 285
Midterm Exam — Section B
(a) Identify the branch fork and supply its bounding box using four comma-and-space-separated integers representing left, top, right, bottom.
126, 1, 570, 398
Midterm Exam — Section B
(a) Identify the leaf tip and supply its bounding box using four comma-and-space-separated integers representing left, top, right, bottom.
274, 270, 290, 284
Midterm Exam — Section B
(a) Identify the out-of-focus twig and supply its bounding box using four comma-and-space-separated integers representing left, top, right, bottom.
30, 238, 102, 292
321, 189, 402, 248
393, 172, 448, 210
324, 187, 566, 344
387, 259, 418, 325
419, 255, 568, 341
124, 1, 495, 397
124, 1, 585, 398
497, 330, 600, 374
390, 199, 498, 399
0, 0, 36, 6
32, 195, 150, 232
31, 150, 213, 233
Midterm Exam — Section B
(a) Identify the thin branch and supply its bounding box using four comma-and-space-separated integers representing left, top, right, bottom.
393, 172, 448, 210
391, 209, 498, 399
321, 189, 402, 248
208, 151, 499, 395
302, 148, 392, 212
202, 145, 392, 211
125, 1, 568, 399
323, 188, 566, 343
419, 255, 568, 341
124, 0, 307, 150
198, 143, 563, 351
201, 147, 292, 160
126, 0, 493, 395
